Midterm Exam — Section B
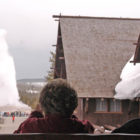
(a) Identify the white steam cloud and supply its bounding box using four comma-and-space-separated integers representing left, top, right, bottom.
0, 29, 28, 107
114, 55, 140, 100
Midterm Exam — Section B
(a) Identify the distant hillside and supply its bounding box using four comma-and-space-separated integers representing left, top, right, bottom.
17, 78, 46, 96
17, 78, 46, 93
16, 79, 46, 109
17, 78, 46, 83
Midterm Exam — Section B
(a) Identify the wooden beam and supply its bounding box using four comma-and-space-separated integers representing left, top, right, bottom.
50, 67, 54, 69
1, 133, 140, 140
55, 19, 60, 21
130, 60, 140, 65
130, 34, 140, 65
130, 61, 140, 63
58, 35, 62, 38
52, 45, 57, 47
133, 43, 140, 45
59, 57, 64, 60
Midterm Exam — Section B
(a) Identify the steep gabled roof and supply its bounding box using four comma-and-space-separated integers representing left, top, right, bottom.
55, 15, 140, 98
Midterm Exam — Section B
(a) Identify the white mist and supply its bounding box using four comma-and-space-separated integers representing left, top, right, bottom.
114, 55, 140, 100
0, 29, 28, 107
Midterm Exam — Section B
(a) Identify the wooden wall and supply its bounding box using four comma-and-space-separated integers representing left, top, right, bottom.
76, 98, 139, 126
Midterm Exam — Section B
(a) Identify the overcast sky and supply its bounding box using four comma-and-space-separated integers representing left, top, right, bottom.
0, 0, 140, 80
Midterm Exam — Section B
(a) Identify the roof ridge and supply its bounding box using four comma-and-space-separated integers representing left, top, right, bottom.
53, 15, 140, 21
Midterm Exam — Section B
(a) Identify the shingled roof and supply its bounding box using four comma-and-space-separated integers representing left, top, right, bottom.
54, 15, 140, 98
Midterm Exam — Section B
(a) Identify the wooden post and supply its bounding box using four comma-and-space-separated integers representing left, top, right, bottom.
80, 98, 84, 120
85, 98, 89, 113
139, 99, 140, 117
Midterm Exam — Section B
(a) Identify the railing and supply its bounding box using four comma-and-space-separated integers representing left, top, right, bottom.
0, 133, 140, 140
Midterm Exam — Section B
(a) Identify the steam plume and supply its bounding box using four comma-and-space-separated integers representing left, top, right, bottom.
0, 29, 27, 107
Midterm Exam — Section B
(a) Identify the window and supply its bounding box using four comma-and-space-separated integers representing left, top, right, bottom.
95, 98, 122, 113
96, 98, 107, 112
109, 99, 121, 112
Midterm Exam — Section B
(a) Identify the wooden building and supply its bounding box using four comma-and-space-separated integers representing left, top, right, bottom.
53, 15, 140, 126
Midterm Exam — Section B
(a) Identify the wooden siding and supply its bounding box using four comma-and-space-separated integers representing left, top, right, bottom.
77, 98, 139, 126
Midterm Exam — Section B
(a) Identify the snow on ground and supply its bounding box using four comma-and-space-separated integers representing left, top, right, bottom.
26, 89, 39, 94
114, 55, 140, 100
0, 105, 31, 113
0, 117, 27, 134
26, 82, 46, 87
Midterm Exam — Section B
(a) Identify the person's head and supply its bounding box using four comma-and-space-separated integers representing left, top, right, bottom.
39, 78, 78, 117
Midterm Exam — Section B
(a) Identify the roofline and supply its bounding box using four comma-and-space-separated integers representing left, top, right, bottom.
53, 15, 140, 21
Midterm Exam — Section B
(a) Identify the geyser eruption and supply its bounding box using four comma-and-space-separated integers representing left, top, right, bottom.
0, 29, 28, 107
114, 55, 140, 100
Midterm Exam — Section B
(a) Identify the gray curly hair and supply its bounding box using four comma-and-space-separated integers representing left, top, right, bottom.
39, 78, 78, 117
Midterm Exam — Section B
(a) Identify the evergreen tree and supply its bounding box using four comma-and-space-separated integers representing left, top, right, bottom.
46, 51, 55, 81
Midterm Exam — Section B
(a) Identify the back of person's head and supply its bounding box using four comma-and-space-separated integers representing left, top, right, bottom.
39, 78, 78, 117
